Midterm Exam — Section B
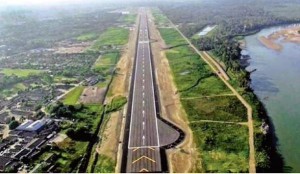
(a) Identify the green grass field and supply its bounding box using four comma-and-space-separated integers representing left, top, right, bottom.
152, 8, 170, 26
93, 52, 119, 68
90, 27, 129, 50
63, 86, 84, 105
191, 122, 249, 172
76, 33, 98, 41
159, 28, 229, 96
94, 155, 115, 173
181, 96, 247, 122
180, 76, 232, 97
119, 13, 137, 24
1, 68, 43, 77
55, 139, 89, 172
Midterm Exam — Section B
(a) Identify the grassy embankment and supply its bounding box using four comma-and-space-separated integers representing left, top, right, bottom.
154, 10, 250, 172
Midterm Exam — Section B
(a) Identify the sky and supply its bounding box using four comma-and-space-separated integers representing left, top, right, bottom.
0, 0, 101, 7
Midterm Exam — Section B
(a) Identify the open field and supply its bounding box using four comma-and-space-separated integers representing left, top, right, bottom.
181, 96, 247, 122
190, 122, 249, 173
63, 86, 84, 105
93, 52, 120, 68
79, 87, 106, 104
119, 13, 137, 25
90, 27, 129, 51
76, 33, 98, 41
159, 28, 230, 96
0, 68, 43, 77
152, 8, 170, 26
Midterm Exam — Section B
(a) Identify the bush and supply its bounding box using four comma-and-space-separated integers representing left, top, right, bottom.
66, 126, 92, 141
9, 120, 19, 130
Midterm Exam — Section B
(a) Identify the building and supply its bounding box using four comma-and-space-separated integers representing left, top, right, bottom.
16, 120, 34, 131
0, 156, 13, 172
16, 119, 48, 132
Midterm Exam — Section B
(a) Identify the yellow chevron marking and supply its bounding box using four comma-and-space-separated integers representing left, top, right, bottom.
139, 168, 149, 172
132, 147, 140, 152
132, 155, 156, 164
147, 147, 155, 151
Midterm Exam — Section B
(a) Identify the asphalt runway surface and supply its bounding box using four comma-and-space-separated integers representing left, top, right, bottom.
122, 10, 184, 173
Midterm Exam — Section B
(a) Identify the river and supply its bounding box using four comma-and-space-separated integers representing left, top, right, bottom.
245, 25, 300, 172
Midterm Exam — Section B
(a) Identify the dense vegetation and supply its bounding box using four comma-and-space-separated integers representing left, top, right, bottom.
157, 0, 300, 91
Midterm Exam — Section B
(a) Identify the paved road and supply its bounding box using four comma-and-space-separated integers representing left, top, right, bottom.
123, 11, 163, 173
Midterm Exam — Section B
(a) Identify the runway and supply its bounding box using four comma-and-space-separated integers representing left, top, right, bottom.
121, 9, 184, 173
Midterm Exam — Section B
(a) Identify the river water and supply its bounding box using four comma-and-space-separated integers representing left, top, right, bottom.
245, 26, 300, 172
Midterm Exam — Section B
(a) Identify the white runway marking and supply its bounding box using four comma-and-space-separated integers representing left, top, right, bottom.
128, 145, 159, 149
142, 135, 145, 145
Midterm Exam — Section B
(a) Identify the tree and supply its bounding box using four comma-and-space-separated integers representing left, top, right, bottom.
9, 120, 19, 130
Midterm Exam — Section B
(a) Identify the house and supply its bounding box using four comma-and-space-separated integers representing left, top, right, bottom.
0, 156, 13, 172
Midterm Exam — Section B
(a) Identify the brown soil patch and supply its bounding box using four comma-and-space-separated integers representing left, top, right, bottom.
54, 41, 91, 54
270, 25, 300, 43
147, 9, 199, 173
259, 36, 283, 51
96, 111, 122, 160
79, 86, 106, 104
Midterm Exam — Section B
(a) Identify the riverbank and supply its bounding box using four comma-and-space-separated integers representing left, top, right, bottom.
243, 24, 300, 172
258, 25, 300, 51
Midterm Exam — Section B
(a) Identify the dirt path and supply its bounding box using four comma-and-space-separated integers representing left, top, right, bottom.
147, 9, 199, 173
201, 51, 230, 81
190, 120, 248, 126
181, 93, 235, 100
96, 111, 122, 160
167, 17, 256, 173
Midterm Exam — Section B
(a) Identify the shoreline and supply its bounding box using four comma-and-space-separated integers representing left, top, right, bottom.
239, 30, 288, 172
